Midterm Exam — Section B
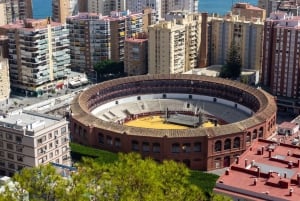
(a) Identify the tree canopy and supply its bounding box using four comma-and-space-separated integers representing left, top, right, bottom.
220, 42, 242, 79
94, 60, 124, 82
0, 153, 231, 201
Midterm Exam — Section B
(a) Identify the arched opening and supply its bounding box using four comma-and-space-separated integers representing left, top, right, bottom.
215, 140, 222, 152
98, 133, 104, 144
233, 137, 240, 148
194, 142, 201, 152
142, 142, 150, 152
115, 138, 121, 147
106, 136, 112, 146
224, 139, 231, 150
214, 157, 221, 169
131, 140, 139, 151
246, 132, 251, 143
258, 127, 264, 138
153, 143, 160, 153
223, 156, 231, 167
182, 143, 191, 153
252, 129, 257, 140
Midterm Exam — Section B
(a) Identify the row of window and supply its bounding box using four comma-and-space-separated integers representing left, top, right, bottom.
214, 137, 241, 152
37, 127, 67, 145
0, 132, 22, 143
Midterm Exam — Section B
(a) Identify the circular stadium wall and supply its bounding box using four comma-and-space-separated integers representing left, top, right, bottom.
70, 74, 277, 171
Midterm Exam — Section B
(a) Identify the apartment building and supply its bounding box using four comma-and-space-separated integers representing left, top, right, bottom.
52, 0, 78, 23
209, 14, 264, 71
124, 33, 148, 76
0, 110, 71, 177
0, 36, 10, 106
262, 12, 300, 100
87, 0, 126, 16
148, 12, 206, 74
0, 18, 70, 96
258, 0, 281, 17
67, 11, 143, 74
0, 0, 33, 26
231, 2, 266, 21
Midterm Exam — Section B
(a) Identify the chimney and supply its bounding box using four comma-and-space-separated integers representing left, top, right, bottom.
225, 168, 230, 175
269, 150, 272, 158
288, 161, 293, 169
289, 188, 293, 196
288, 150, 290, 156
284, 172, 287, 178
254, 178, 257, 185
298, 160, 300, 168
268, 170, 273, 178
261, 146, 264, 155
245, 159, 248, 168
236, 156, 240, 164
297, 174, 300, 185
257, 167, 260, 178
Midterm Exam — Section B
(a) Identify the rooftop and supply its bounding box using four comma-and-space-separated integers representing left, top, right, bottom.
214, 139, 300, 201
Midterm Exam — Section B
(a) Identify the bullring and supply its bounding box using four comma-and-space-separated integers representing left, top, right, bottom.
70, 74, 277, 170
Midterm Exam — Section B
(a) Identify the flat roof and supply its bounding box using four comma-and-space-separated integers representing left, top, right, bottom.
0, 110, 64, 133
214, 139, 300, 201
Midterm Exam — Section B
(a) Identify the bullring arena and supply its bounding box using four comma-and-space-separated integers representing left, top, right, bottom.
70, 74, 277, 170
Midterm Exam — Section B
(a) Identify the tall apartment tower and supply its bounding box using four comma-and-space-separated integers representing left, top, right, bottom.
262, 12, 300, 99
124, 33, 148, 76
52, 0, 78, 23
87, 0, 126, 16
209, 14, 264, 71
0, 18, 70, 96
67, 11, 143, 74
0, 0, 33, 25
0, 111, 71, 177
231, 3, 266, 21
148, 12, 206, 74
0, 36, 10, 106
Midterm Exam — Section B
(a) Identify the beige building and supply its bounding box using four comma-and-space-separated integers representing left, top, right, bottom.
148, 12, 206, 74
0, 111, 71, 177
0, 0, 32, 26
87, 0, 126, 16
0, 18, 70, 96
124, 33, 148, 76
209, 14, 264, 71
52, 0, 78, 23
0, 36, 10, 106
231, 2, 266, 21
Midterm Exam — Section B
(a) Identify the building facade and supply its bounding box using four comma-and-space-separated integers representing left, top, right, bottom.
0, 111, 71, 177
0, 36, 10, 106
67, 11, 143, 74
0, 18, 70, 96
209, 14, 264, 71
87, 0, 126, 16
52, 0, 78, 23
0, 0, 33, 26
124, 33, 148, 76
231, 2, 266, 21
148, 12, 206, 74
262, 12, 300, 100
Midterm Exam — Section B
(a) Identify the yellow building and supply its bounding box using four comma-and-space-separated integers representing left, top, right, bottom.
52, 0, 78, 23
209, 14, 264, 71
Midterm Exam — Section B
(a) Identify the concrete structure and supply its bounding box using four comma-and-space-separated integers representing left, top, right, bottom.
67, 11, 143, 74
214, 139, 300, 201
258, 0, 281, 17
231, 2, 266, 21
124, 33, 148, 76
262, 12, 300, 100
148, 12, 207, 74
0, 36, 10, 106
209, 14, 264, 71
70, 74, 277, 171
52, 0, 78, 23
0, 0, 32, 26
87, 0, 126, 16
0, 18, 70, 96
0, 110, 71, 177
278, 122, 299, 135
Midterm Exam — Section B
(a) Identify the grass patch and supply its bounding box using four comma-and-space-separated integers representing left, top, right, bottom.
70, 143, 118, 164
70, 143, 218, 193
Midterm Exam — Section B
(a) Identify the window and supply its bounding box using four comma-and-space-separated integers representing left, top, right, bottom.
224, 139, 231, 150
252, 130, 258, 140
142, 142, 150, 152
153, 143, 160, 153
16, 145, 23, 152
98, 133, 104, 144
172, 143, 180, 153
246, 132, 251, 143
54, 130, 58, 136
49, 152, 53, 158
233, 137, 240, 148
0, 151, 4, 157
6, 143, 13, 150
106, 136, 113, 145
61, 127, 66, 134
6, 133, 13, 140
0, 161, 5, 167
115, 138, 121, 147
48, 133, 53, 139
0, 132, 3, 138
215, 140, 222, 152
8, 163, 14, 170
17, 155, 23, 162
0, 141, 3, 148
182, 143, 191, 152
132, 140, 139, 151
194, 142, 201, 152
7, 153, 14, 160
15, 136, 22, 143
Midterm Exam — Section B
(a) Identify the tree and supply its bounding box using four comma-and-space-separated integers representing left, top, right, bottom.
94, 60, 124, 82
220, 41, 242, 79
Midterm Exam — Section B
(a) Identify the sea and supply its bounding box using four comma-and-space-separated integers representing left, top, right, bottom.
32, 0, 258, 19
